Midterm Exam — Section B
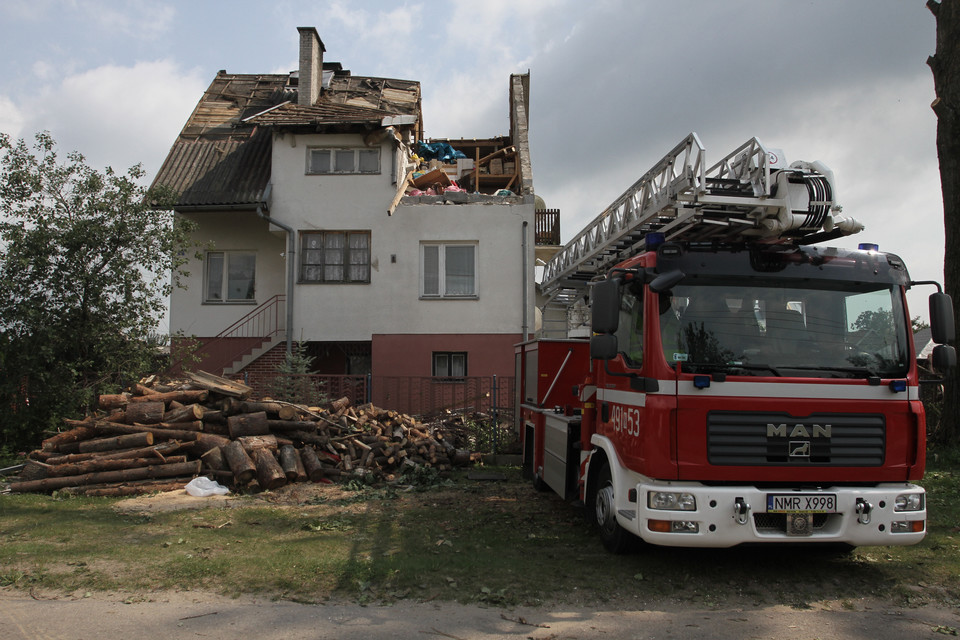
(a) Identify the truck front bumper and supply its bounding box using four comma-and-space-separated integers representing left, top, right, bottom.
623, 481, 926, 548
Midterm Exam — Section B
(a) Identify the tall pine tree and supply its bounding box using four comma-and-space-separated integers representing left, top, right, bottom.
928, 0, 960, 442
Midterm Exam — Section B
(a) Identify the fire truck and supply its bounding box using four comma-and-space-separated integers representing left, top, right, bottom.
518, 133, 956, 551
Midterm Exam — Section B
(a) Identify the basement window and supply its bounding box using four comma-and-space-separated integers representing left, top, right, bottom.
433, 351, 467, 379
205, 251, 256, 302
307, 147, 380, 175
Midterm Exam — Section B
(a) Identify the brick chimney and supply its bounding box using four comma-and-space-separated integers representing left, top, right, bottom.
297, 27, 325, 106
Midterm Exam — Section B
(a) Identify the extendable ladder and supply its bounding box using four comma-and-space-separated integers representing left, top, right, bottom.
539, 133, 862, 312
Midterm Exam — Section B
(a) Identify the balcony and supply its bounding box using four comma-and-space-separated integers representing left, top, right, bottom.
535, 208, 561, 264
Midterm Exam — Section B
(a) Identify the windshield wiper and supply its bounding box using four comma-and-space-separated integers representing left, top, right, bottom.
681, 362, 783, 377
776, 365, 882, 380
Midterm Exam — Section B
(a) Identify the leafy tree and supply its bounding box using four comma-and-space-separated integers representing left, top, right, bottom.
928, 0, 960, 443
0, 132, 196, 451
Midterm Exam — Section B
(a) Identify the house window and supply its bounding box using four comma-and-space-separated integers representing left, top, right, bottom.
307, 148, 380, 175
433, 351, 467, 378
421, 243, 477, 298
205, 251, 256, 302
300, 231, 371, 283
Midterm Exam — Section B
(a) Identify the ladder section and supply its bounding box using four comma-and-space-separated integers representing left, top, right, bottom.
539, 133, 860, 309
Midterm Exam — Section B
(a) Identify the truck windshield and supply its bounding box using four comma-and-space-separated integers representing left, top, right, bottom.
658, 281, 911, 379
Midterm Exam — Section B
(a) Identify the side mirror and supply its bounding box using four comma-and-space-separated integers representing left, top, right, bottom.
930, 292, 955, 344
649, 269, 684, 293
591, 334, 618, 361
591, 278, 621, 334
932, 344, 956, 374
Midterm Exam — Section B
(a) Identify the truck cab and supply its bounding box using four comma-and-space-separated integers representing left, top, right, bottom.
579, 240, 955, 550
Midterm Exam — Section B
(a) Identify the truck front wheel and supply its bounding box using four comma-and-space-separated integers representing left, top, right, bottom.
593, 464, 633, 554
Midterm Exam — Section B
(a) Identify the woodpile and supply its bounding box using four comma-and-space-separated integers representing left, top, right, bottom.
11, 371, 479, 496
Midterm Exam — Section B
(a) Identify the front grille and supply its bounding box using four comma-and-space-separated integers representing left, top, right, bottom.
754, 512, 831, 533
707, 412, 885, 466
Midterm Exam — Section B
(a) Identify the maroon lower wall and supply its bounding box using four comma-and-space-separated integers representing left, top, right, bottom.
371, 333, 521, 378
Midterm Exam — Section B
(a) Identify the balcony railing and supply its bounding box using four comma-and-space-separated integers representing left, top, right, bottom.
535, 209, 561, 245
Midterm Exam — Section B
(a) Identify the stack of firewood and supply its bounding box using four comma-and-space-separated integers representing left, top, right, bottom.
10, 371, 477, 496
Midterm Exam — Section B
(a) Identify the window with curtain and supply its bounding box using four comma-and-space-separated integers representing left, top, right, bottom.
433, 351, 467, 378
421, 243, 477, 298
204, 251, 256, 302
300, 231, 370, 283
307, 148, 380, 175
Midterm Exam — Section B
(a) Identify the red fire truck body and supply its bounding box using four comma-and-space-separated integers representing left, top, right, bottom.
521, 134, 955, 551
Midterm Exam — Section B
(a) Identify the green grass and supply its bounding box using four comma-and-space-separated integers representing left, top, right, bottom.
1, 462, 959, 607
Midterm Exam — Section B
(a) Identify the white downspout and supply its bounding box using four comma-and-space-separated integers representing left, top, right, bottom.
522, 220, 529, 341
256, 183, 294, 357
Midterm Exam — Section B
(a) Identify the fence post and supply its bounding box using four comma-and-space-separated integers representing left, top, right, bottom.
366, 372, 372, 404
492, 375, 499, 454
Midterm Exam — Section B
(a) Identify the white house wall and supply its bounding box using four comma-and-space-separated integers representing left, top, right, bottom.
171, 131, 536, 344
170, 211, 286, 337
270, 131, 535, 343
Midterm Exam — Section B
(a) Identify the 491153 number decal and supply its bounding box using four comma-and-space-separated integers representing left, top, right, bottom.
610, 404, 641, 437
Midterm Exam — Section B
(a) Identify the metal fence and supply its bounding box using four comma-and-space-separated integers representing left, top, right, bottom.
253, 373, 518, 453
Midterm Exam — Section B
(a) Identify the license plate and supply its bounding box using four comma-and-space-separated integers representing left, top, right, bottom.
766, 493, 837, 513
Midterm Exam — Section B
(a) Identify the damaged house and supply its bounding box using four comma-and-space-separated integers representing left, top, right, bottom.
153, 27, 554, 413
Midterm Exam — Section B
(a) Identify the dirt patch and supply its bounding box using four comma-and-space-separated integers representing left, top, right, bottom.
112, 489, 234, 514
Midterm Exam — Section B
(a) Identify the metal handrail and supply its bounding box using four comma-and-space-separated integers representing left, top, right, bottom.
167, 295, 286, 374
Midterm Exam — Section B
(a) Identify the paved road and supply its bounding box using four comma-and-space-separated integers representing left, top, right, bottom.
2, 590, 958, 640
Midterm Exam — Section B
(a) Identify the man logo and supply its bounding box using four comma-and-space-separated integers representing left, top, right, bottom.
767, 423, 832, 438
790, 441, 811, 458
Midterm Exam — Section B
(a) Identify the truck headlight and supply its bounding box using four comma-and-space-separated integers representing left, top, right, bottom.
894, 493, 924, 512
648, 491, 696, 511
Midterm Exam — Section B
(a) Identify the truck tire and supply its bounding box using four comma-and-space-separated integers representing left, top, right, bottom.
593, 463, 633, 554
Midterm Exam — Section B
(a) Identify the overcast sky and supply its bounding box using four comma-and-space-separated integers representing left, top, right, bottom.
0, 0, 944, 319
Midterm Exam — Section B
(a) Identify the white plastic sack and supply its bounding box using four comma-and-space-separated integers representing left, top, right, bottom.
184, 476, 230, 497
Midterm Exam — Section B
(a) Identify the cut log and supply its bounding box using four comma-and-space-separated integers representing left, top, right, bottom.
129, 390, 209, 405
240, 401, 284, 415
201, 409, 226, 424
163, 403, 205, 423
43, 424, 97, 451
200, 447, 227, 471
60, 478, 194, 497
9, 460, 201, 493
190, 433, 232, 455
135, 383, 160, 396
267, 420, 319, 432
185, 370, 253, 398
94, 420, 200, 442
124, 401, 165, 425
239, 434, 277, 452
98, 393, 130, 410
158, 420, 203, 432
45, 441, 184, 466
228, 411, 270, 438
278, 445, 307, 482
78, 432, 154, 453
219, 397, 244, 416
221, 441, 256, 484
284, 430, 328, 448
47, 456, 188, 477
252, 448, 286, 490
19, 460, 51, 481
330, 396, 351, 416
299, 446, 326, 482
